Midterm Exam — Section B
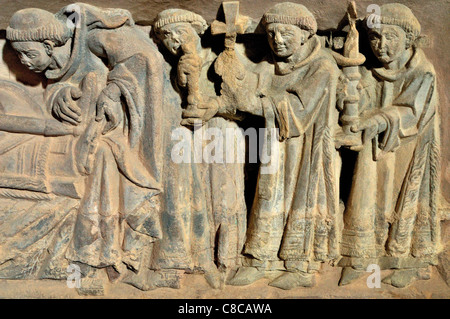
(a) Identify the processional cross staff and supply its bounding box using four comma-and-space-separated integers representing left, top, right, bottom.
211, 1, 249, 98
333, 1, 366, 150
205, 0, 249, 265
181, 1, 250, 126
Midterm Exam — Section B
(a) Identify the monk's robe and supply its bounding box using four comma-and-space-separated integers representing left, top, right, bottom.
340, 48, 441, 270
42, 3, 164, 271
243, 35, 341, 273
0, 80, 81, 279
196, 48, 247, 270
153, 46, 247, 272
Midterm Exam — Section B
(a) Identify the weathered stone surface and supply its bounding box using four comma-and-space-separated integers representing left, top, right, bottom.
0, 0, 448, 299
0, 2, 449, 206
437, 220, 450, 286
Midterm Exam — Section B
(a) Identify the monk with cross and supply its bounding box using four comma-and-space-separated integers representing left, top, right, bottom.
222, 2, 341, 289
153, 4, 249, 289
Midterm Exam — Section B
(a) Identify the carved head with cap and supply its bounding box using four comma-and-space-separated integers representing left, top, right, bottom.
261, 2, 317, 59
365, 3, 420, 66
6, 8, 73, 73
153, 9, 208, 56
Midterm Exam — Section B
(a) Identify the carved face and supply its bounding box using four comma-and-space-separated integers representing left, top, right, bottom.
368, 25, 407, 65
265, 23, 305, 58
11, 41, 53, 73
157, 22, 198, 56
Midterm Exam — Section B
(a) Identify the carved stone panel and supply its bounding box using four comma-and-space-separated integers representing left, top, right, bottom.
0, 1, 448, 299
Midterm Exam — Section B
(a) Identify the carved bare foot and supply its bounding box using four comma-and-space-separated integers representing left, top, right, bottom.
338, 267, 365, 286
227, 266, 264, 286
382, 268, 431, 288
269, 271, 315, 290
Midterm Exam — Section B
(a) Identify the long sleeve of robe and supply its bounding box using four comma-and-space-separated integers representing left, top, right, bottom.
56, 4, 164, 270
243, 37, 341, 271
340, 48, 441, 268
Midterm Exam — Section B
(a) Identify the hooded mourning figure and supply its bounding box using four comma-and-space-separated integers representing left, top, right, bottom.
339, 3, 441, 288
6, 3, 165, 290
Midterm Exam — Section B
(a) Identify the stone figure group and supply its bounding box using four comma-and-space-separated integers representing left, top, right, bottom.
0, 1, 441, 294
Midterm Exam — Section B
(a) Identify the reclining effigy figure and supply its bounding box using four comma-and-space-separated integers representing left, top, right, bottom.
0, 78, 83, 281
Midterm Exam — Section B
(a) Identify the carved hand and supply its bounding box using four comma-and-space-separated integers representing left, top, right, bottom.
52, 86, 82, 125
351, 115, 388, 144
181, 97, 220, 126
96, 83, 123, 135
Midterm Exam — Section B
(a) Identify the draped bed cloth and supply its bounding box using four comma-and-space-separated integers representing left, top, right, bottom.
0, 80, 80, 279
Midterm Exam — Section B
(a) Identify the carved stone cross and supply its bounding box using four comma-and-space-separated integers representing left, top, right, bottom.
211, 1, 248, 49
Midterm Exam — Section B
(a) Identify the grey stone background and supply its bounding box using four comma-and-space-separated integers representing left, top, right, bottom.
0, 0, 449, 208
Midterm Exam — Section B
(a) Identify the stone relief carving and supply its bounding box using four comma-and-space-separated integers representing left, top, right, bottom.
2, 3, 165, 294
336, 3, 441, 288
221, 2, 342, 290
151, 7, 247, 290
0, 1, 445, 295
